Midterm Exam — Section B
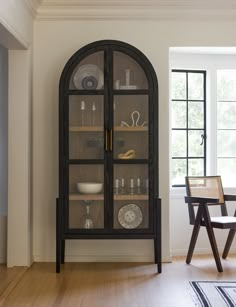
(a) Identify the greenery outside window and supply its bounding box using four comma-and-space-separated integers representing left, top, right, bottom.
171, 70, 206, 186
217, 70, 236, 186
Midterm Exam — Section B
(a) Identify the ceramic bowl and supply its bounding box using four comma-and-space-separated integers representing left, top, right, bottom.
77, 182, 103, 194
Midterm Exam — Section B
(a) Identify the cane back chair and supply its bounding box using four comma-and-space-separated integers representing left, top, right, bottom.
185, 176, 236, 272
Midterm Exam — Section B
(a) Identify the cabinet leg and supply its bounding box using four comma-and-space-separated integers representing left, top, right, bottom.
56, 239, 61, 273
56, 198, 61, 273
61, 239, 65, 264
155, 198, 162, 273
154, 238, 162, 273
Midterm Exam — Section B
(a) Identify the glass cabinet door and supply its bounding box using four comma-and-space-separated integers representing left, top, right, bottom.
113, 165, 149, 230
113, 51, 148, 90
69, 95, 104, 160
112, 51, 151, 231
113, 95, 149, 160
69, 165, 104, 229
64, 45, 153, 232
67, 51, 105, 230
69, 51, 104, 90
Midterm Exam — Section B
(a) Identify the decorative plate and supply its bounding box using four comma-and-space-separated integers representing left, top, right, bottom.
73, 64, 104, 90
118, 203, 143, 229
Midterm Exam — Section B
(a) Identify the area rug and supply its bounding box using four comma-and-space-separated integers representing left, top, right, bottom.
189, 281, 236, 307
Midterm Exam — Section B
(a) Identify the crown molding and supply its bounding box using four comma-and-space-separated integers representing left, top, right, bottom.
35, 5, 236, 21
39, 0, 236, 8
35, 0, 236, 21
24, 0, 43, 17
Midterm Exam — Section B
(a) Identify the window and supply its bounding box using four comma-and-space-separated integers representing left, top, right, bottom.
170, 50, 236, 188
217, 70, 236, 186
171, 70, 206, 186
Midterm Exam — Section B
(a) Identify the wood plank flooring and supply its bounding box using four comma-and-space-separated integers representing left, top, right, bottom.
0, 255, 236, 306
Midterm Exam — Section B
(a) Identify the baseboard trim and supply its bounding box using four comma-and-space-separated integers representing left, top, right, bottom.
171, 247, 236, 257
34, 254, 172, 263
33, 254, 154, 262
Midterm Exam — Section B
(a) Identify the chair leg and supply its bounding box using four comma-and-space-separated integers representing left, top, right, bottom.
186, 205, 203, 264
202, 204, 223, 273
222, 229, 236, 259
186, 224, 200, 264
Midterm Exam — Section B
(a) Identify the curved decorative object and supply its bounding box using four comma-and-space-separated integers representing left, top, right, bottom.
120, 110, 147, 127
131, 111, 140, 126
73, 64, 104, 90
120, 121, 130, 127
118, 149, 135, 159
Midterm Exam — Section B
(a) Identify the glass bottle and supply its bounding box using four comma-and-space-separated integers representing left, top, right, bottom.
120, 178, 126, 194
92, 101, 96, 126
136, 177, 142, 194
130, 178, 134, 194
83, 200, 94, 229
114, 179, 120, 194
80, 100, 86, 126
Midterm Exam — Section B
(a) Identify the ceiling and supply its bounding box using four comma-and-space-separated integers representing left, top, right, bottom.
26, 0, 236, 20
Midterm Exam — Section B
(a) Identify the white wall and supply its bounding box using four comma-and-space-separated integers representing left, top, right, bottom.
33, 20, 236, 263
0, 0, 34, 266
8, 49, 33, 267
0, 45, 8, 216
0, 44, 8, 263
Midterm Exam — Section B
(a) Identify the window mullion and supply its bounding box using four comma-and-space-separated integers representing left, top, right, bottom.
186, 72, 189, 177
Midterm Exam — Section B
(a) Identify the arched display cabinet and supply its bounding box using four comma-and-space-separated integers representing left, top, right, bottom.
56, 40, 161, 273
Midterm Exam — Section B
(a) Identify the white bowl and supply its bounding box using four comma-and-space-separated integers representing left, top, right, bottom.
77, 182, 103, 194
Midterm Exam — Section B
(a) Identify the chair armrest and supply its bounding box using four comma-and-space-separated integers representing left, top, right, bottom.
185, 196, 219, 204
224, 194, 236, 201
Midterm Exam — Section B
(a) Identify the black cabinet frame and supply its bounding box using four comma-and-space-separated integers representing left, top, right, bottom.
56, 40, 161, 273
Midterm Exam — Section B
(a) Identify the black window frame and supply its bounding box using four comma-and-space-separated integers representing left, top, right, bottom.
171, 69, 207, 187
217, 70, 236, 182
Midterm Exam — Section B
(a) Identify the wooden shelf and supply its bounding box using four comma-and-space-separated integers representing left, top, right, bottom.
114, 194, 148, 201
69, 126, 147, 132
69, 126, 103, 132
69, 194, 148, 201
114, 126, 148, 132
69, 194, 104, 201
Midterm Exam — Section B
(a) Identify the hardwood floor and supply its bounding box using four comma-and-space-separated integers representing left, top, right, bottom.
0, 255, 236, 306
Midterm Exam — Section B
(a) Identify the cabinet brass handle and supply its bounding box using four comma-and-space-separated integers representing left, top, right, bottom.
110, 129, 113, 151
105, 129, 108, 151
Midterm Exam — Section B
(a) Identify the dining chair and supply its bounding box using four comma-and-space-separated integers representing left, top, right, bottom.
185, 176, 236, 272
